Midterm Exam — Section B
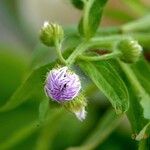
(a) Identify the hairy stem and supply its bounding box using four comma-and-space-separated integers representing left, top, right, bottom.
55, 40, 67, 65
78, 51, 121, 61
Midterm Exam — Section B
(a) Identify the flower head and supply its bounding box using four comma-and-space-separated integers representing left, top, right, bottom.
45, 67, 81, 102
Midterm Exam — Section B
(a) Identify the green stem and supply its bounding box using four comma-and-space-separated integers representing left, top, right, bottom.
55, 41, 67, 65
66, 33, 148, 66
66, 41, 89, 66
78, 52, 121, 61
66, 36, 122, 66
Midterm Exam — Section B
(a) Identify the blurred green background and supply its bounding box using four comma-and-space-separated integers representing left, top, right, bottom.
0, 0, 150, 150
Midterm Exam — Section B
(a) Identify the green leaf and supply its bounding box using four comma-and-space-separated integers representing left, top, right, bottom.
36, 110, 65, 150
0, 45, 29, 106
0, 110, 63, 150
119, 61, 150, 140
67, 109, 123, 150
126, 85, 149, 136
79, 60, 129, 114
105, 8, 134, 22
69, 0, 84, 10
0, 62, 55, 112
39, 98, 49, 124
121, 14, 150, 32
121, 0, 149, 16
119, 62, 150, 120
132, 59, 150, 95
79, 0, 108, 38
136, 122, 150, 141
0, 121, 38, 150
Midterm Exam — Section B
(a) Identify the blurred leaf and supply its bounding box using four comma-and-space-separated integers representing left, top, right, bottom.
0, 62, 55, 112
121, 14, 150, 32
31, 44, 57, 69
39, 98, 49, 124
69, 0, 84, 9
0, 121, 38, 150
136, 122, 150, 141
67, 109, 123, 150
0, 109, 63, 150
79, 0, 108, 38
79, 60, 129, 114
105, 8, 134, 22
121, 0, 149, 16
36, 109, 64, 150
0, 45, 29, 105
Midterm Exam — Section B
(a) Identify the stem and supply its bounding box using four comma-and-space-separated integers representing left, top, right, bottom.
55, 40, 67, 65
66, 33, 147, 66
78, 52, 121, 61
66, 36, 122, 66
66, 41, 90, 66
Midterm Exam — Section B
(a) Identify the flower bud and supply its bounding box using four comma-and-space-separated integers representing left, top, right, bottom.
44, 66, 81, 102
117, 39, 143, 63
40, 22, 64, 47
64, 94, 87, 121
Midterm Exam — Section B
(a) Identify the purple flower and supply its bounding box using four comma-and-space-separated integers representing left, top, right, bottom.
45, 67, 81, 102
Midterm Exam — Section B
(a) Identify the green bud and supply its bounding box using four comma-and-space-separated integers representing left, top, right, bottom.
63, 94, 87, 121
117, 38, 143, 63
40, 22, 64, 47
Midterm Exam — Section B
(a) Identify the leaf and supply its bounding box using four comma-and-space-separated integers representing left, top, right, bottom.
119, 61, 150, 140
0, 121, 38, 150
136, 122, 150, 141
105, 8, 134, 22
0, 45, 29, 106
0, 110, 63, 150
31, 44, 57, 69
119, 62, 150, 120
67, 109, 123, 150
0, 62, 55, 112
121, 14, 150, 32
39, 98, 49, 124
132, 58, 150, 95
126, 85, 149, 136
69, 0, 84, 10
121, 0, 149, 16
36, 110, 65, 150
79, 60, 129, 114
79, 0, 108, 38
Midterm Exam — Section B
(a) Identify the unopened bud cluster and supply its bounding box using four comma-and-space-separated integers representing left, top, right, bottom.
117, 39, 142, 63
40, 22, 64, 47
